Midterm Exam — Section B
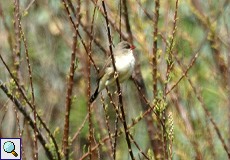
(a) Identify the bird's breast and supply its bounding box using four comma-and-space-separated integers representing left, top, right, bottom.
115, 51, 135, 73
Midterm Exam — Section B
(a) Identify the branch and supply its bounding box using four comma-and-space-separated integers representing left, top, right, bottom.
0, 54, 61, 159
122, 0, 133, 43
61, 0, 81, 159
0, 80, 55, 159
176, 53, 230, 159
19, 17, 38, 160
102, 1, 135, 159
152, 0, 159, 98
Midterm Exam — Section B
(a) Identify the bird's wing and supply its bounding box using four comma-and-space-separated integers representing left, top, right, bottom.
98, 56, 113, 80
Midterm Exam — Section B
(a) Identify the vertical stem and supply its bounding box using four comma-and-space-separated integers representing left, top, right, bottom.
63, 34, 78, 160
61, 1, 80, 159
85, 1, 92, 158
119, 0, 122, 41
102, 1, 135, 159
19, 22, 38, 160
152, 0, 159, 98
228, 38, 230, 150
113, 0, 122, 158
0, 80, 55, 159
87, 0, 97, 158
0, 54, 60, 159
122, 0, 133, 43
113, 115, 119, 159
152, 1, 164, 160
87, 50, 92, 160
163, 0, 179, 158
152, 1, 166, 159
13, 0, 21, 81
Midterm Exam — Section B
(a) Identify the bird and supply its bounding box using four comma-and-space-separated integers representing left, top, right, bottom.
90, 41, 136, 103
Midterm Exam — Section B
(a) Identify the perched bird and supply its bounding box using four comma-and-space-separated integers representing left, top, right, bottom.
90, 41, 136, 103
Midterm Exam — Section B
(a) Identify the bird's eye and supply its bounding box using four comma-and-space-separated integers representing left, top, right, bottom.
124, 44, 130, 49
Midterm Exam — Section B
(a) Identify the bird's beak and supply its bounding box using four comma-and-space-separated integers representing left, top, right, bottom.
130, 45, 136, 50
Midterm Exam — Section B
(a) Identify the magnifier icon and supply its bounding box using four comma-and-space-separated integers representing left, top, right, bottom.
3, 141, 18, 157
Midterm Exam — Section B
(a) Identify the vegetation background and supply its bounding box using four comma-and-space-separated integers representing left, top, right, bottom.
0, 0, 229, 159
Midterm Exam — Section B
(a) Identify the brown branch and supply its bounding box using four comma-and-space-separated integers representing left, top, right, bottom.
61, 0, 80, 159
90, 0, 129, 41
151, 0, 165, 159
19, 19, 38, 160
152, 0, 159, 98
79, 20, 107, 54
102, 1, 135, 159
113, 114, 119, 160
62, 0, 98, 72
0, 80, 55, 159
162, 0, 179, 157
87, 0, 98, 158
129, 133, 150, 160
113, 0, 122, 158
101, 96, 114, 159
119, 0, 122, 41
62, 34, 78, 160
0, 54, 61, 159
80, 100, 158, 159
227, 10, 230, 150
122, 0, 133, 43
13, 0, 21, 81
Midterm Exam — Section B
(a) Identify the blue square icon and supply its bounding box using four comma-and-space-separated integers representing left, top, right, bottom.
0, 138, 21, 160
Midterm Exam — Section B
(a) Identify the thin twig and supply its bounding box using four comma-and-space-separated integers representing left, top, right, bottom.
62, 34, 78, 160
166, 34, 207, 95
90, 0, 129, 41
151, 0, 165, 159
71, 113, 89, 143
129, 133, 150, 160
102, 97, 114, 159
80, 100, 158, 159
164, 0, 179, 97
79, 20, 107, 54
113, 0, 122, 158
0, 54, 61, 159
102, 1, 135, 159
176, 55, 230, 159
122, 0, 133, 43
62, 0, 98, 71
61, 0, 80, 159
19, 19, 38, 160
87, 0, 97, 158
22, 0, 35, 15
0, 80, 55, 159
119, 0, 122, 41
13, 0, 21, 81
135, 0, 153, 21
152, 0, 159, 98
162, 0, 179, 158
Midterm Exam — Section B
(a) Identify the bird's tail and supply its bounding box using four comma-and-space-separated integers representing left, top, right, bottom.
90, 86, 99, 103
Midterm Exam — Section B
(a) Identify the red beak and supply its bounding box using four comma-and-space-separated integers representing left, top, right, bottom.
130, 45, 136, 50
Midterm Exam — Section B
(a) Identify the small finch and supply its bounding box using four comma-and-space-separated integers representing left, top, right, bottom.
90, 41, 136, 103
